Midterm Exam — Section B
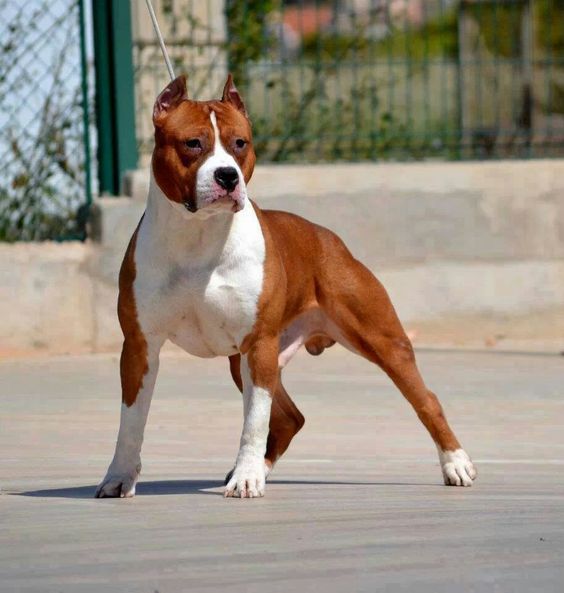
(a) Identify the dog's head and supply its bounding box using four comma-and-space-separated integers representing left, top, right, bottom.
151, 74, 255, 216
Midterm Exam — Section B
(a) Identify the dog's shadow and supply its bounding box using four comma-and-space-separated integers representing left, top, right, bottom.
15, 478, 440, 499
15, 479, 222, 499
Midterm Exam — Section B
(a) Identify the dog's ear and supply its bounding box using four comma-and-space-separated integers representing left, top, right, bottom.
221, 74, 248, 117
153, 75, 188, 125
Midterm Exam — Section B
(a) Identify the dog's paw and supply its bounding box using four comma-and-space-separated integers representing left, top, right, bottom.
224, 459, 272, 486
439, 449, 477, 487
95, 464, 141, 498
224, 456, 266, 498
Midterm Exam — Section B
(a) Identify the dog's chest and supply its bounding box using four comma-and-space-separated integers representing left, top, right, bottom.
166, 258, 262, 356
134, 206, 265, 357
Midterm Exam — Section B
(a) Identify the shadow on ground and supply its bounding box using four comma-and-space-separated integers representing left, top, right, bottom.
15, 480, 222, 499
14, 478, 441, 499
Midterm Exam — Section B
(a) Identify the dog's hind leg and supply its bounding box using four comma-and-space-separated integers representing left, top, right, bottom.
227, 354, 305, 482
264, 373, 305, 473
320, 255, 477, 487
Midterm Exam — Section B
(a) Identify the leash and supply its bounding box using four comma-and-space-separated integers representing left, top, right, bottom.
144, 0, 175, 81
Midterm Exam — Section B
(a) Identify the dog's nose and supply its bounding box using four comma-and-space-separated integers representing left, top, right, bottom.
214, 167, 239, 192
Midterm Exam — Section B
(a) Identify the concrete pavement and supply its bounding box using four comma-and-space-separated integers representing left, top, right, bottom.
1, 347, 563, 592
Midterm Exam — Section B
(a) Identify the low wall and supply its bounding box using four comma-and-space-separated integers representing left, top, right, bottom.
2, 159, 563, 354
0, 243, 95, 354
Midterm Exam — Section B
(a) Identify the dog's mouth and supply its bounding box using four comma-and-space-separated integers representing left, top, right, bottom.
183, 193, 243, 214
209, 193, 244, 212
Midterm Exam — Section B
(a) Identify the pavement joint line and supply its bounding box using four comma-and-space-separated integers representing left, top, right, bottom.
1, 346, 563, 364
473, 459, 564, 465
416, 347, 564, 358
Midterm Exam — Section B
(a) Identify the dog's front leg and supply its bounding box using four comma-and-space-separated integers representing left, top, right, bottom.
96, 336, 163, 498
225, 339, 278, 498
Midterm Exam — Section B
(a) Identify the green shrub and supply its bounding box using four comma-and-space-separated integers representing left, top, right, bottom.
302, 10, 458, 61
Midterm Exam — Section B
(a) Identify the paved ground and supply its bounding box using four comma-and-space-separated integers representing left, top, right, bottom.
1, 347, 563, 592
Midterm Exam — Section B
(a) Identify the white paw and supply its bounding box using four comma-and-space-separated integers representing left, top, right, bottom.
439, 448, 477, 487
95, 463, 141, 498
224, 460, 272, 486
224, 456, 266, 498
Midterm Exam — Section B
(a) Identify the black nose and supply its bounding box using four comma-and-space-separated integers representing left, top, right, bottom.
214, 167, 239, 192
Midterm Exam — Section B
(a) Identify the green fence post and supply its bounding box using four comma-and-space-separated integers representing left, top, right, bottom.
78, 0, 92, 212
92, 0, 137, 195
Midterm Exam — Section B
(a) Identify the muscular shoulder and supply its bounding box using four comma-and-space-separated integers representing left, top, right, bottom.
256, 205, 351, 263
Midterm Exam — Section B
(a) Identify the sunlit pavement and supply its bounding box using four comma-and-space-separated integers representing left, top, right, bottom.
1, 347, 563, 592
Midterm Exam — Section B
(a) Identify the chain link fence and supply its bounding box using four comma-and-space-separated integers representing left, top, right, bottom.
132, 0, 564, 165
0, 0, 91, 242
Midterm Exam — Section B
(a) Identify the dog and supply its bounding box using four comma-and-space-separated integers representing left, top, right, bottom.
95, 74, 477, 498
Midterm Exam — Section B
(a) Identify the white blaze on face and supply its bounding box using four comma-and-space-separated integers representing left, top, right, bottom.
195, 110, 247, 210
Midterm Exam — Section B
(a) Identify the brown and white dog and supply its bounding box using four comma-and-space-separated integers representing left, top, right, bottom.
95, 75, 476, 499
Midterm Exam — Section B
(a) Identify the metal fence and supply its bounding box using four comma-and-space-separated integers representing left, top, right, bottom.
0, 0, 91, 241
132, 0, 564, 165
1, 1, 563, 242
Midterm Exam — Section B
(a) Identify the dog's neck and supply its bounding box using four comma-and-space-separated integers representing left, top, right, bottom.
143, 168, 248, 260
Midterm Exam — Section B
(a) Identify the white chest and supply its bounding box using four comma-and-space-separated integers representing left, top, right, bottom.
133, 199, 265, 358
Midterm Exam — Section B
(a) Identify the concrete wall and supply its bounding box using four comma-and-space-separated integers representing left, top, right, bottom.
250, 161, 564, 320
0, 243, 95, 355
2, 160, 563, 354
251, 161, 564, 263
0, 197, 146, 356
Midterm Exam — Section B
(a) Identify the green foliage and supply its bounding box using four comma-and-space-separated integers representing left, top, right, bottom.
225, 6, 460, 163
535, 0, 564, 55
382, 11, 459, 59
223, 5, 460, 163
225, 0, 279, 85
249, 70, 454, 163
466, 3, 523, 59
465, 1, 564, 59
302, 11, 459, 61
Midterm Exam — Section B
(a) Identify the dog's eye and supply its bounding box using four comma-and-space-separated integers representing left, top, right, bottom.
235, 138, 247, 149
184, 138, 202, 150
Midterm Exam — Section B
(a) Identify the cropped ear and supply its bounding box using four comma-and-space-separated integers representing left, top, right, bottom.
153, 75, 188, 125
221, 73, 247, 117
